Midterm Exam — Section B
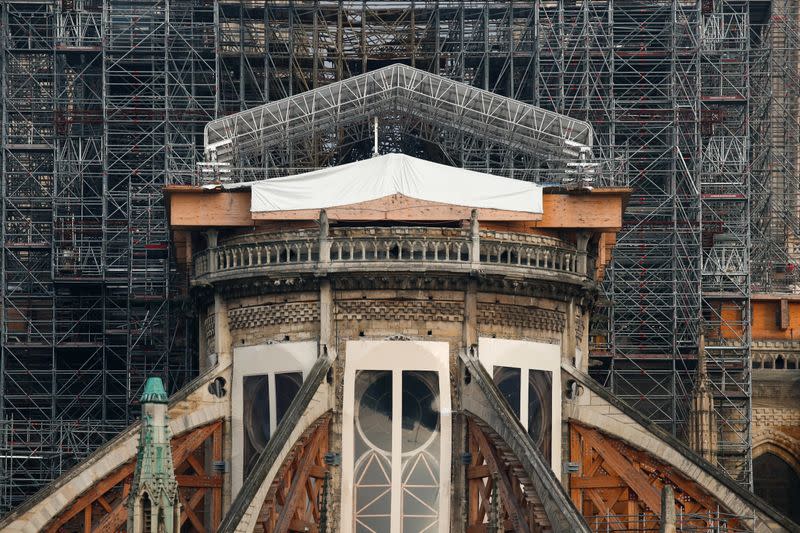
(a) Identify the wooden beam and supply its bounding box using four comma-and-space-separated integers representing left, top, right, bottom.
467, 464, 491, 479
537, 193, 625, 231
45, 462, 135, 532
173, 421, 221, 466
288, 517, 319, 533
212, 422, 224, 529
583, 488, 630, 533
169, 190, 253, 227
468, 432, 483, 525
571, 476, 625, 489
273, 420, 329, 533
780, 298, 790, 329
167, 188, 628, 230
253, 193, 542, 222
96, 496, 113, 514
624, 448, 717, 510
97, 422, 221, 533
469, 424, 532, 533
308, 464, 328, 479
186, 453, 206, 476
574, 425, 662, 515
625, 498, 638, 530
51, 421, 223, 533
180, 491, 207, 533
569, 422, 742, 532
84, 504, 92, 533
176, 474, 223, 488
93, 503, 128, 533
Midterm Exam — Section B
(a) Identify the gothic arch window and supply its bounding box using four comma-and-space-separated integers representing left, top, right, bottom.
753, 451, 800, 523
232, 341, 317, 495
342, 340, 451, 533
493, 367, 553, 462
478, 337, 562, 473
141, 492, 152, 533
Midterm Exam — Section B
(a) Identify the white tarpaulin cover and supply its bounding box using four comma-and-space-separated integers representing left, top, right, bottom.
249, 153, 543, 214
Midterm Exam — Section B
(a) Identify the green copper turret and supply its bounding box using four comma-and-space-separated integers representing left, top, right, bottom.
127, 377, 180, 533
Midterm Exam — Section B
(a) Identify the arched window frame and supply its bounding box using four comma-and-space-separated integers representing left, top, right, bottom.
231, 340, 317, 496
753, 441, 800, 479
477, 337, 563, 476
752, 443, 800, 523
341, 340, 452, 533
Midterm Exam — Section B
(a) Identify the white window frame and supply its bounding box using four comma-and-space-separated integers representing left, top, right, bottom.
478, 337, 562, 476
231, 340, 317, 496
341, 340, 452, 533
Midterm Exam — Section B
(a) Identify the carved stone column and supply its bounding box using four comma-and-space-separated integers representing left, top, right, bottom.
689, 335, 718, 463
576, 231, 591, 276
659, 485, 677, 533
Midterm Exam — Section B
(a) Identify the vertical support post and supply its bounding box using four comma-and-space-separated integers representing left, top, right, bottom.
563, 298, 577, 366
470, 209, 480, 272
576, 230, 591, 276
489, 477, 500, 533
213, 293, 231, 368
320, 279, 334, 361
206, 229, 218, 275
212, 421, 223, 528
372, 116, 378, 157
83, 505, 91, 533
319, 471, 330, 533
779, 298, 790, 329
184, 233, 193, 283
464, 279, 478, 354
319, 209, 330, 268
659, 485, 676, 533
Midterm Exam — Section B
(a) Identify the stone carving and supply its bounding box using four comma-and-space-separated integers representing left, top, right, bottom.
228, 302, 320, 330
335, 299, 464, 322
477, 303, 565, 332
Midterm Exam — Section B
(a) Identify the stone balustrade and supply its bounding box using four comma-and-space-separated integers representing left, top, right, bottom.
192, 226, 589, 284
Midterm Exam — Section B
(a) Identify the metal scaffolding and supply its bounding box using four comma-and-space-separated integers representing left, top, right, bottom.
0, 0, 213, 511
1, 0, 798, 514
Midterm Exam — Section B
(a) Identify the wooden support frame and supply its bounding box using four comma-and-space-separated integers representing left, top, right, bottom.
255, 416, 331, 533
46, 420, 224, 533
568, 422, 739, 532
465, 418, 550, 533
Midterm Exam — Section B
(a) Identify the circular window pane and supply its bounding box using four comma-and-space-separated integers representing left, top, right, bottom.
528, 369, 552, 462
356, 372, 393, 453
243, 374, 270, 470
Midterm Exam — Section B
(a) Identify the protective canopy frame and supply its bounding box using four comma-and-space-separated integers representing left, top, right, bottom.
204, 64, 594, 167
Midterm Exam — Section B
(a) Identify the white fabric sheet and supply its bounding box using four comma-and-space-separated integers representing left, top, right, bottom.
249, 153, 542, 214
